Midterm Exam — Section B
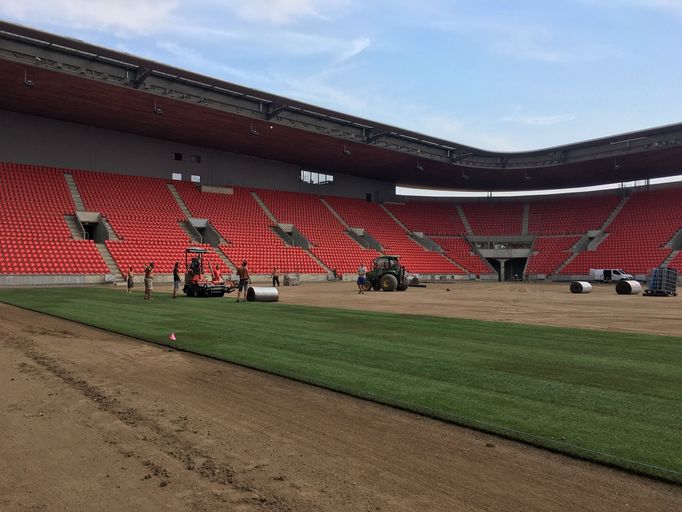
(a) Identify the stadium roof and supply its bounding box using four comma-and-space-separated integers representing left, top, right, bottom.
1, 20, 681, 192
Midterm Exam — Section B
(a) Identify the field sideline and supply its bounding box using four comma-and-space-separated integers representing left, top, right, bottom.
0, 286, 680, 483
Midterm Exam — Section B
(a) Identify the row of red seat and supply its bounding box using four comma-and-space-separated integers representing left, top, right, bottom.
257, 189, 381, 273
525, 236, 580, 275
0, 164, 108, 274
324, 196, 464, 274
560, 188, 681, 274
383, 202, 467, 236
1, 162, 680, 277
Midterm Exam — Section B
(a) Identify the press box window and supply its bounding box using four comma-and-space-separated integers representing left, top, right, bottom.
191, 175, 201, 183
171, 173, 182, 181
172, 152, 183, 161
300, 169, 334, 185
190, 154, 202, 163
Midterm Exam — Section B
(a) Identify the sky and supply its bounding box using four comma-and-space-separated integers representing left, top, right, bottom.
1, 0, 681, 195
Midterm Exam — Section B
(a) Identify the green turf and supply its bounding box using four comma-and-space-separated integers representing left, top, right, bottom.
1, 287, 680, 482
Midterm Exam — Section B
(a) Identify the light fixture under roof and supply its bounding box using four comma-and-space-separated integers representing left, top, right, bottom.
23, 69, 34, 87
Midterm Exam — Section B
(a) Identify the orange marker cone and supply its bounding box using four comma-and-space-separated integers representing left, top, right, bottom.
169, 332, 176, 341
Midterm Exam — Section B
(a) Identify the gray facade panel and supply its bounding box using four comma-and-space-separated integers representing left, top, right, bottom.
0, 110, 394, 201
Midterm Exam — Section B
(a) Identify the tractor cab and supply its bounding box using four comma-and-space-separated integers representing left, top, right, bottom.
374, 256, 399, 272
183, 247, 234, 297
364, 255, 409, 292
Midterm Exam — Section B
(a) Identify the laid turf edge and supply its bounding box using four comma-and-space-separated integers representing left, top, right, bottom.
0, 289, 680, 485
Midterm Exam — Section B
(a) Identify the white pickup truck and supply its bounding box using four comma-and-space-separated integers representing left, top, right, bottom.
589, 268, 634, 282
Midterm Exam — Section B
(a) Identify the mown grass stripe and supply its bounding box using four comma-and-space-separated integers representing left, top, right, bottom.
0, 287, 680, 482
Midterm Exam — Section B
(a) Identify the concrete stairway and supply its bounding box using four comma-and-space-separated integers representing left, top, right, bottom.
661, 249, 679, 267
304, 249, 332, 273
553, 252, 579, 275
320, 198, 351, 229
587, 232, 609, 251
64, 173, 86, 211
95, 242, 123, 281
64, 215, 84, 239
178, 221, 201, 243
167, 183, 192, 218
251, 191, 279, 223
456, 205, 474, 236
102, 217, 120, 241
379, 204, 411, 234
521, 203, 530, 235
440, 253, 469, 273
214, 247, 238, 273
601, 196, 629, 231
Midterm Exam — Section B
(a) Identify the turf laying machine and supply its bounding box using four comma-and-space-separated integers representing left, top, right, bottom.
362, 255, 410, 292
183, 247, 235, 297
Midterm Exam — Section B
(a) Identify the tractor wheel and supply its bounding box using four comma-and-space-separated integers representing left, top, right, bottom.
189, 285, 200, 298
380, 274, 398, 291
362, 281, 372, 292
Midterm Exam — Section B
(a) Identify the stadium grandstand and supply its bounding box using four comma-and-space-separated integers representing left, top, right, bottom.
0, 20, 681, 286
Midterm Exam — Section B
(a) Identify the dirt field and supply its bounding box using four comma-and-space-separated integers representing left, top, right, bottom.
1, 282, 680, 511
280, 280, 682, 336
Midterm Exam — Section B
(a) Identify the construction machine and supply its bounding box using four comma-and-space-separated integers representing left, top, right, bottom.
362, 255, 409, 292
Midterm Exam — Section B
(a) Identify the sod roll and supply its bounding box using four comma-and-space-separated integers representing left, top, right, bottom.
246, 286, 279, 302
570, 281, 592, 294
616, 280, 642, 295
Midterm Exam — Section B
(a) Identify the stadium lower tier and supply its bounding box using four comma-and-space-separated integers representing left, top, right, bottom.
1, 162, 680, 279
0, 239, 109, 274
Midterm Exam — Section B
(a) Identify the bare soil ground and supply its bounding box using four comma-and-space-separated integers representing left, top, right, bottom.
281, 280, 682, 336
0, 282, 680, 511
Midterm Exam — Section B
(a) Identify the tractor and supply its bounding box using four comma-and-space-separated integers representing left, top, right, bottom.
363, 255, 409, 292
183, 247, 234, 297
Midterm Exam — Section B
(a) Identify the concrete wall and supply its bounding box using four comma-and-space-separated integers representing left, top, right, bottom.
0, 109, 394, 201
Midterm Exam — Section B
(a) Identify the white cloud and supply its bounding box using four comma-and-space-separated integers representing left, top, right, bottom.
501, 114, 576, 126
216, 0, 350, 25
0, 0, 179, 36
432, 16, 617, 64
269, 70, 366, 111
583, 0, 682, 16
334, 37, 371, 63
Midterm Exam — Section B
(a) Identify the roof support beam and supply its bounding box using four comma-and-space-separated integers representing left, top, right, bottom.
451, 152, 474, 163
266, 104, 288, 120
131, 67, 151, 89
366, 130, 390, 144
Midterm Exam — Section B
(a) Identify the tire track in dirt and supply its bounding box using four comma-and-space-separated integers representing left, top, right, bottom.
1, 302, 680, 512
1, 330, 293, 512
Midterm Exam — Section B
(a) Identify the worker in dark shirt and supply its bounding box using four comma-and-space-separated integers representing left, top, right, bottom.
173, 262, 181, 298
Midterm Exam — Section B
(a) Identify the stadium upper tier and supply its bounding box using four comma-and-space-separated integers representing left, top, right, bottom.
0, 163, 679, 279
1, 20, 682, 192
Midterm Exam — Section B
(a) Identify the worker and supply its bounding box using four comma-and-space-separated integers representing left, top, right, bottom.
271, 267, 280, 287
236, 260, 250, 302
212, 263, 223, 283
357, 263, 367, 294
172, 262, 181, 298
144, 261, 154, 300
126, 266, 134, 294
